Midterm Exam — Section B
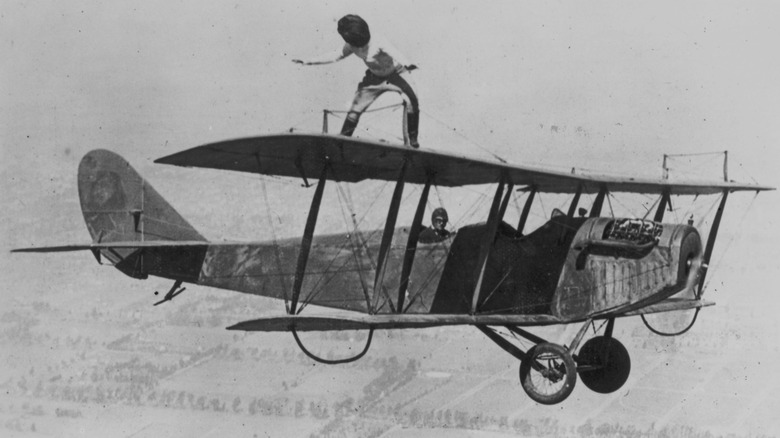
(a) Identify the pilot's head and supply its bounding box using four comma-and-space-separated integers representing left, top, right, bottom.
337, 15, 370, 47
432, 208, 448, 231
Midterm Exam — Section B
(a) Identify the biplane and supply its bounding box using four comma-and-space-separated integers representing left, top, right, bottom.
13, 133, 772, 405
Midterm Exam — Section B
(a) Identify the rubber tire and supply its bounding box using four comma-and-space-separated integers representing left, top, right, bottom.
519, 342, 577, 405
576, 336, 631, 394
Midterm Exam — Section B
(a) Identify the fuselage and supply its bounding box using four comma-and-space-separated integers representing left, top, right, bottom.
114, 216, 701, 321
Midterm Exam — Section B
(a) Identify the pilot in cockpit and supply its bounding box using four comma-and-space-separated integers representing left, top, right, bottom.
419, 208, 454, 244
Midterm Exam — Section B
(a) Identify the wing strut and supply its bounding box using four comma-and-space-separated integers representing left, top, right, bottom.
397, 176, 432, 313
654, 190, 671, 222
471, 174, 509, 314
516, 186, 537, 236
697, 190, 728, 298
590, 186, 608, 217
476, 325, 528, 361
498, 180, 515, 221
567, 184, 583, 217
290, 164, 329, 314
372, 159, 408, 313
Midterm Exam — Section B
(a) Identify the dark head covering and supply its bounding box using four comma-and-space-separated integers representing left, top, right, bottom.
432, 207, 449, 223
337, 14, 370, 47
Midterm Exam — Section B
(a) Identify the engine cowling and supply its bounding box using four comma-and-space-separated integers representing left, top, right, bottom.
552, 218, 702, 319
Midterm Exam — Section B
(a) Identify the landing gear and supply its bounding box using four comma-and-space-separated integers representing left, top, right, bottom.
519, 342, 577, 405
479, 318, 633, 404
576, 336, 631, 393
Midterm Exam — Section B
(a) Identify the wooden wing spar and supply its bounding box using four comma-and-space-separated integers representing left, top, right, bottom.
154, 133, 773, 194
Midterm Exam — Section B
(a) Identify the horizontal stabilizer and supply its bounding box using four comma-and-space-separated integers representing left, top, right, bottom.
227, 313, 563, 332
11, 240, 287, 253
11, 241, 212, 253
12, 245, 100, 253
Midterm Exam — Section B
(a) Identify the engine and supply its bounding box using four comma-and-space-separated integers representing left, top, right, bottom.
552, 218, 702, 319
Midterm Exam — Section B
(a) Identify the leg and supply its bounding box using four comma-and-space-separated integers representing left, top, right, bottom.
340, 111, 360, 137
341, 72, 387, 137
386, 73, 420, 146
340, 88, 387, 136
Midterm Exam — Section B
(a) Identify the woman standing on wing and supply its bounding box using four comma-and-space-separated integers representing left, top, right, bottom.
293, 14, 420, 148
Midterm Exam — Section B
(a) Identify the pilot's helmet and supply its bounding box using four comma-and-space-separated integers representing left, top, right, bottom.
338, 15, 370, 47
432, 207, 449, 224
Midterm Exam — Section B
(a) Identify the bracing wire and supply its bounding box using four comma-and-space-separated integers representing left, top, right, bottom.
297, 180, 421, 314
260, 178, 290, 314
537, 193, 548, 220
334, 183, 371, 308
641, 195, 661, 220
326, 102, 404, 115
297, 181, 388, 313
323, 105, 405, 142
296, 183, 367, 314
700, 191, 759, 294
694, 195, 721, 230
420, 109, 508, 164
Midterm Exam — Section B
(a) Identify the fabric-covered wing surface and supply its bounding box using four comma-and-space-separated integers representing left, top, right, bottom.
226, 313, 563, 332
224, 298, 712, 332
155, 133, 772, 194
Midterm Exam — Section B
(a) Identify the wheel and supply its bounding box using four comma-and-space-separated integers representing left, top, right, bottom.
519, 342, 577, 405
576, 336, 631, 394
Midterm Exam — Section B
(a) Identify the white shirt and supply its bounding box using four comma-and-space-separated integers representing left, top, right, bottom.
303, 34, 410, 77
341, 35, 408, 77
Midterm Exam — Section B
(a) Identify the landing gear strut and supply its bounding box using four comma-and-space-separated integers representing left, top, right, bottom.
478, 317, 632, 404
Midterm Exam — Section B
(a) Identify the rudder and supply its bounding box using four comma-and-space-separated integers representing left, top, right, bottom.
78, 149, 206, 244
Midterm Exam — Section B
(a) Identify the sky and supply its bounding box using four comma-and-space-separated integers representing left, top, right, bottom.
3, 0, 778, 272
2, 0, 779, 434
4, 1, 779, 176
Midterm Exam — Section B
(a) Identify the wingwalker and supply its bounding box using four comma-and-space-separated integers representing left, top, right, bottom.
14, 134, 773, 405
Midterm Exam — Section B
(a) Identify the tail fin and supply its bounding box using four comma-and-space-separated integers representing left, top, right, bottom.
78, 150, 208, 280
13, 150, 209, 284
78, 149, 205, 244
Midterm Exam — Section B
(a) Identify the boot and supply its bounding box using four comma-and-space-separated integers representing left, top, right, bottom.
340, 117, 359, 137
407, 111, 420, 148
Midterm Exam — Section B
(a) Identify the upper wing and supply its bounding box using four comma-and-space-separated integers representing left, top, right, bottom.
155, 133, 773, 194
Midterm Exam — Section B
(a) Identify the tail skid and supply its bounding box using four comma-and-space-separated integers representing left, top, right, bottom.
153, 280, 186, 306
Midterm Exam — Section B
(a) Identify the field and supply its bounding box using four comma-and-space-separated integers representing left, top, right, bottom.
2, 239, 779, 437
3, 2, 779, 436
